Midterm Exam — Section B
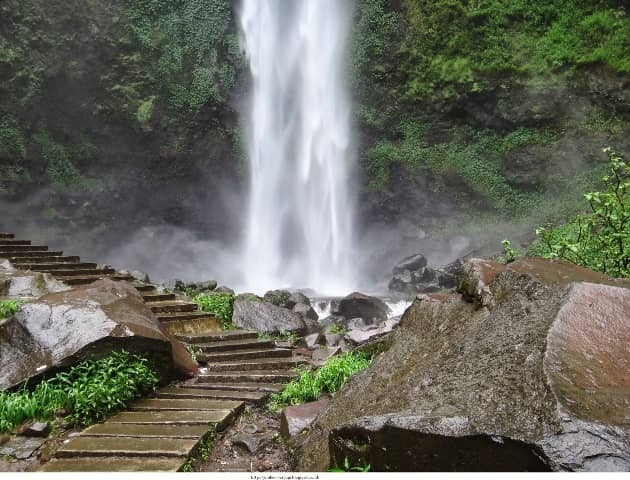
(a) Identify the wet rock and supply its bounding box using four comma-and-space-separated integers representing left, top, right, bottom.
280, 398, 330, 440
333, 293, 389, 325
263, 290, 292, 308
312, 346, 340, 367
232, 433, 262, 454
297, 259, 630, 472
0, 279, 195, 390
21, 421, 51, 438
130, 270, 150, 283
287, 292, 311, 309
214, 286, 235, 295
0, 436, 46, 460
345, 317, 401, 346
292, 303, 318, 322
232, 299, 306, 335
0, 268, 69, 299
389, 254, 463, 296
303, 333, 323, 349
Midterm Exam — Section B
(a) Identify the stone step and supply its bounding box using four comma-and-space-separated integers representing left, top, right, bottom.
56, 274, 135, 285
149, 301, 198, 314
0, 239, 30, 246
190, 382, 284, 393
198, 370, 297, 384
141, 292, 176, 303
204, 357, 304, 372
198, 347, 292, 363
81, 423, 210, 439
107, 409, 235, 427
0, 233, 14, 239
50, 267, 115, 277
196, 338, 274, 352
156, 311, 218, 322
132, 283, 156, 292
14, 262, 96, 271
0, 245, 49, 253
129, 398, 242, 412
157, 386, 268, 403
10, 253, 71, 262
160, 316, 221, 338
55, 436, 197, 459
40, 456, 183, 472
176, 329, 259, 344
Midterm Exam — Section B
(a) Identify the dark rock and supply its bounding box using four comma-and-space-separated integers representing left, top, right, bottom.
287, 292, 311, 309
185, 280, 217, 292
232, 299, 306, 335
312, 346, 340, 367
130, 270, 150, 283
292, 303, 318, 322
232, 433, 262, 454
296, 259, 630, 472
280, 398, 330, 440
21, 421, 51, 438
0, 436, 46, 460
389, 254, 464, 296
334, 292, 390, 325
263, 290, 292, 308
0, 279, 196, 390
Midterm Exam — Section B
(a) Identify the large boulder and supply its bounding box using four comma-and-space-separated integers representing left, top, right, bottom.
0, 279, 196, 390
296, 259, 630, 472
333, 292, 390, 325
388, 254, 464, 296
232, 298, 307, 335
0, 262, 69, 299
263, 290, 292, 308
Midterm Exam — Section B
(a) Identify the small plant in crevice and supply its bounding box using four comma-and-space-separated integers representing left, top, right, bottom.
269, 352, 372, 411
180, 427, 217, 471
328, 323, 347, 336
328, 457, 372, 472
258, 331, 300, 345
0, 300, 21, 319
0, 351, 158, 433
193, 293, 236, 330
186, 345, 202, 363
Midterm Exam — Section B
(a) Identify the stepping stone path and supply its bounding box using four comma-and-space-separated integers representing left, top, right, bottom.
0, 233, 305, 472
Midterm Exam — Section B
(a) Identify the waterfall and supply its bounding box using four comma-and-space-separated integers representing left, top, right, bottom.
239, 0, 356, 295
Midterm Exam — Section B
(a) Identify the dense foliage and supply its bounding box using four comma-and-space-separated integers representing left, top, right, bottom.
532, 148, 629, 277
192, 293, 235, 330
269, 352, 372, 411
0, 351, 158, 432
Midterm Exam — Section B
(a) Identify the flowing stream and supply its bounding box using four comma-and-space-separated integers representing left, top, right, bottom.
239, 0, 356, 295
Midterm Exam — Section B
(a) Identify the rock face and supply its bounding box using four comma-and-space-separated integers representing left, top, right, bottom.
388, 254, 464, 296
281, 398, 330, 440
232, 299, 307, 335
296, 259, 630, 472
333, 292, 390, 325
0, 279, 195, 390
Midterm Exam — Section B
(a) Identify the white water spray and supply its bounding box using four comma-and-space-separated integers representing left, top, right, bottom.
239, 0, 356, 295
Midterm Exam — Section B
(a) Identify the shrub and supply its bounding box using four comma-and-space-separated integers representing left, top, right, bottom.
532, 147, 629, 277
0, 351, 158, 432
192, 293, 235, 330
0, 300, 21, 319
0, 116, 26, 159
269, 351, 372, 411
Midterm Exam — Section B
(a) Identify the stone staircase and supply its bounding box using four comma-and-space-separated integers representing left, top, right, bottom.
1, 233, 304, 471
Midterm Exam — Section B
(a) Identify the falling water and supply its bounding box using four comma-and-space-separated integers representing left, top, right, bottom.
239, 0, 356, 295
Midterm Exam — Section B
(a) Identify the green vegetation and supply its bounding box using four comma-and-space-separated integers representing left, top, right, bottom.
328, 323, 347, 336
192, 293, 235, 330
0, 351, 158, 432
136, 96, 156, 125
181, 426, 217, 472
0, 116, 26, 159
531, 148, 629, 277
258, 331, 299, 344
401, 0, 630, 99
124, 0, 239, 111
0, 300, 21, 319
329, 457, 372, 472
269, 352, 372, 411
33, 133, 81, 186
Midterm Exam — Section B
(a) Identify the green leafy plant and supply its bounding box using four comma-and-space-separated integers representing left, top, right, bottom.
0, 351, 158, 432
329, 457, 372, 472
192, 293, 235, 330
500, 239, 518, 264
0, 300, 21, 319
328, 323, 347, 336
258, 331, 299, 344
532, 147, 629, 277
269, 352, 372, 411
